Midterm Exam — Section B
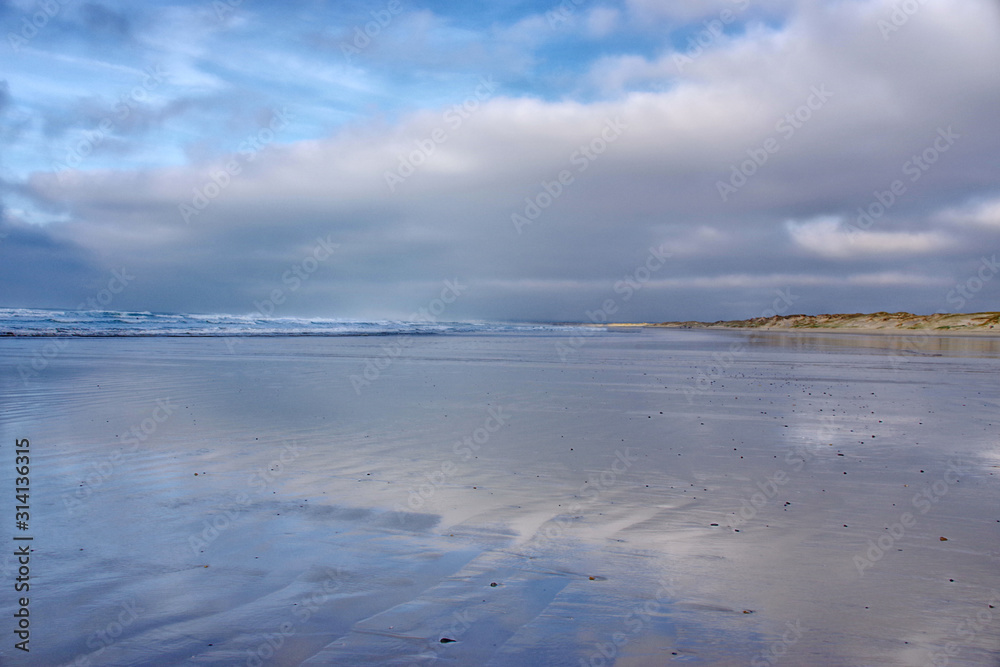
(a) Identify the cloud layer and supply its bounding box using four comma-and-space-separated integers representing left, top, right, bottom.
2, 0, 999, 321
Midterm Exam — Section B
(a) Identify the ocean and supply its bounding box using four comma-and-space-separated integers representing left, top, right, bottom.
0, 307, 578, 337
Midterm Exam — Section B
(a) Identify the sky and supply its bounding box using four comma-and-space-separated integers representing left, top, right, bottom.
1, 0, 999, 323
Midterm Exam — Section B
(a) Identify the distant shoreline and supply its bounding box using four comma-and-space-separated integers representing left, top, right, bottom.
607, 311, 1000, 335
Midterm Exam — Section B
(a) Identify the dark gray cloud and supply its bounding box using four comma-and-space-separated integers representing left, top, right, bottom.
0, 214, 101, 309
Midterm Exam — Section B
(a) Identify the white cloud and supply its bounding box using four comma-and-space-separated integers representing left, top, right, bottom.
845, 272, 950, 287
937, 197, 1000, 229
786, 217, 955, 258
586, 7, 620, 38
480, 271, 948, 292
665, 226, 731, 255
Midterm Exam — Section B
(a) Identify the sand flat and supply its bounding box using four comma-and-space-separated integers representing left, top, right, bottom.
0, 330, 998, 665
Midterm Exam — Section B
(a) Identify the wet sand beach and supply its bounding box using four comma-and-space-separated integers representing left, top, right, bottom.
1, 329, 998, 665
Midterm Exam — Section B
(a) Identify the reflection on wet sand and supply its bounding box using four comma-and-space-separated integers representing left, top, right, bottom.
739, 330, 1000, 357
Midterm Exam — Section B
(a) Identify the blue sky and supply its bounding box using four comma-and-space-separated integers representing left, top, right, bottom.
1, 0, 999, 321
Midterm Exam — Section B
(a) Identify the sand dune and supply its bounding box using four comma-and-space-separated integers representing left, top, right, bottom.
651, 311, 1000, 333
